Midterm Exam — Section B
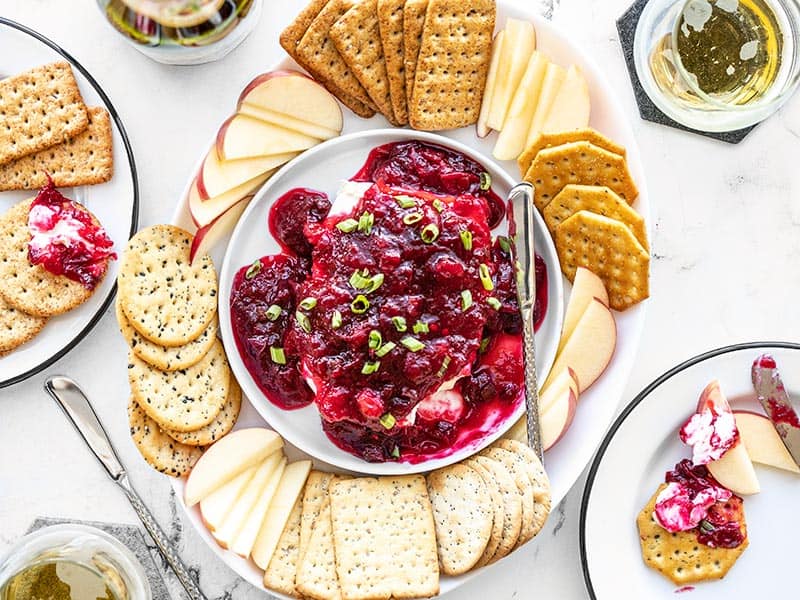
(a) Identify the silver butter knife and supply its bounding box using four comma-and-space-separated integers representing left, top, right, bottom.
751, 355, 800, 468
506, 182, 544, 460
44, 375, 208, 600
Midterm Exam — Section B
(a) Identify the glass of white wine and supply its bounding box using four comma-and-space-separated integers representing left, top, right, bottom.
633, 0, 800, 132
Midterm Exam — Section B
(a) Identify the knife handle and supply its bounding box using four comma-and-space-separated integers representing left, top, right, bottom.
520, 311, 544, 460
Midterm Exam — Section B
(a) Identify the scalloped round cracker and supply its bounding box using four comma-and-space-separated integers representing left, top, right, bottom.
480, 446, 536, 549
162, 376, 241, 446
0, 293, 47, 354
463, 457, 504, 568
128, 338, 229, 432
118, 224, 217, 347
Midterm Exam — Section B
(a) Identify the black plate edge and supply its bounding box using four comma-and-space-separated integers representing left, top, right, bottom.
579, 340, 800, 599
0, 17, 140, 389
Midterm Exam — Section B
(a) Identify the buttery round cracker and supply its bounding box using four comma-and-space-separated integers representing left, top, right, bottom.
463, 457, 505, 568
480, 446, 536, 549
118, 224, 217, 347
0, 199, 98, 316
128, 338, 230, 432
426, 463, 494, 575
470, 455, 522, 563
115, 295, 218, 371
127, 397, 203, 477
162, 376, 241, 446
493, 439, 552, 540
0, 293, 47, 354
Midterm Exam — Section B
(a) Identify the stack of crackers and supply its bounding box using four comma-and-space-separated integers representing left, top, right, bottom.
0, 62, 113, 191
519, 128, 650, 311
280, 0, 496, 130
116, 225, 240, 476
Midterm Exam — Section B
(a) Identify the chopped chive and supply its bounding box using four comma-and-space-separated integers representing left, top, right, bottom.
349, 268, 371, 290
358, 211, 374, 234
362, 360, 381, 375
265, 304, 282, 321
391, 445, 401, 459
375, 341, 396, 357
296, 311, 311, 333
299, 297, 317, 310
479, 172, 492, 191
245, 259, 261, 279
400, 335, 425, 352
420, 223, 440, 244
395, 195, 416, 209
336, 218, 359, 233
498, 235, 511, 254
460, 229, 473, 251
365, 273, 384, 293
351, 294, 370, 314
379, 412, 396, 429
412, 320, 429, 335
368, 330, 382, 350
391, 316, 407, 332
479, 263, 494, 291
269, 346, 286, 365
331, 309, 343, 329
487, 297, 502, 310
700, 519, 715, 532
433, 199, 445, 213
461, 290, 473, 311
436, 355, 451, 378
402, 212, 424, 225
479, 337, 490, 353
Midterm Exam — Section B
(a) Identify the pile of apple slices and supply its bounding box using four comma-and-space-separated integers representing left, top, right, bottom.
476, 17, 591, 161
185, 428, 312, 567
188, 70, 344, 262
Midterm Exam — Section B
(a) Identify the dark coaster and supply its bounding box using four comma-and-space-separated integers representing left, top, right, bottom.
616, 0, 757, 143
27, 517, 172, 600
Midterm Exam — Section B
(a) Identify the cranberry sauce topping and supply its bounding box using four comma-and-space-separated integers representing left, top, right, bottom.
352, 141, 505, 228
697, 495, 747, 549
268, 187, 331, 260
767, 399, 800, 427
27, 180, 116, 289
230, 254, 313, 409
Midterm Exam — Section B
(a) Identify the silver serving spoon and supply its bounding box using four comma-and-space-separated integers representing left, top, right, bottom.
44, 375, 207, 600
505, 182, 544, 461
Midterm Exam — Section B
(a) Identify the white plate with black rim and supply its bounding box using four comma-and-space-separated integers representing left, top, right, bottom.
0, 18, 138, 387
581, 342, 800, 599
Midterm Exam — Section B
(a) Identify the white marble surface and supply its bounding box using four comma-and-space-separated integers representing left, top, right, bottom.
1, 0, 798, 598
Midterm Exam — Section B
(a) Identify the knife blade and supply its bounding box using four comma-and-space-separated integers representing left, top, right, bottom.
750, 354, 800, 468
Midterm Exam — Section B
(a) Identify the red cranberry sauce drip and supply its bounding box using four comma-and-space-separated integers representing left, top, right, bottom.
768, 398, 800, 427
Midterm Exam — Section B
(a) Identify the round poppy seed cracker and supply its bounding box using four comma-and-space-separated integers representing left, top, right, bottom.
118, 224, 217, 347
470, 454, 522, 562
115, 295, 218, 371
0, 293, 47, 354
480, 446, 536, 549
0, 199, 97, 316
128, 338, 229, 432
128, 397, 203, 477
162, 376, 241, 446
494, 439, 552, 540
463, 457, 505, 568
426, 463, 494, 575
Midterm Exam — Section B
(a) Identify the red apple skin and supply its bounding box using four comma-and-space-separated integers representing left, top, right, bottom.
542, 388, 578, 451
696, 380, 732, 414
236, 70, 313, 108
189, 195, 253, 263
195, 152, 213, 200
215, 115, 235, 161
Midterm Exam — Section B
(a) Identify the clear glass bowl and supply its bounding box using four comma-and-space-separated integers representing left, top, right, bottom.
634, 0, 800, 131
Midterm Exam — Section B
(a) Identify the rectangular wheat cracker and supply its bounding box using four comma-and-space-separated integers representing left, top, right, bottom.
264, 498, 303, 598
295, 498, 342, 600
409, 0, 495, 130
403, 0, 429, 106
377, 0, 409, 125
0, 106, 113, 191
329, 476, 439, 600
0, 62, 89, 166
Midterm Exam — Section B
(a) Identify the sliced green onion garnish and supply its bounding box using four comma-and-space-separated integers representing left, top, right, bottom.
461, 290, 473, 311
358, 211, 374, 234
351, 295, 370, 314
379, 412, 396, 429
391, 445, 401, 459
498, 235, 511, 254
433, 199, 445, 213
375, 341, 396, 357
365, 273, 384, 293
331, 309, 343, 329
479, 263, 494, 291
362, 360, 381, 375
299, 297, 317, 310
487, 297, 502, 310
402, 212, 424, 225
391, 316, 407, 332
700, 519, 715, 532
245, 259, 261, 279
420, 223, 439, 244
296, 311, 311, 333
460, 229, 473, 251
479, 171, 491, 191
479, 337, 490, 353
395, 195, 416, 209
269, 346, 286, 365
412, 320, 429, 335
336, 218, 359, 233
400, 335, 425, 352
265, 304, 282, 321
436, 355, 451, 378
368, 330, 382, 350
349, 268, 371, 290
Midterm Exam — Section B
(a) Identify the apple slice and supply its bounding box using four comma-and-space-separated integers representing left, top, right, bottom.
231, 457, 288, 558
476, 30, 506, 138
540, 366, 579, 412
525, 62, 566, 148
492, 51, 548, 160
486, 18, 536, 131
216, 114, 321, 161
707, 441, 761, 495
196, 149, 296, 200
541, 64, 591, 134
184, 428, 283, 507
252, 460, 313, 570
549, 298, 616, 393
696, 379, 731, 414
200, 464, 258, 532
558, 267, 609, 355
734, 410, 800, 474
541, 383, 578, 451
190, 195, 252, 263
238, 70, 343, 140
188, 171, 271, 228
